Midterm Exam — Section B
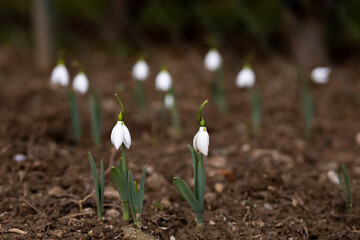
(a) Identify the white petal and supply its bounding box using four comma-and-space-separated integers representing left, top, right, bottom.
204, 49, 222, 71
51, 64, 69, 87
155, 71, 172, 92
236, 68, 255, 88
311, 67, 331, 84
193, 131, 199, 152
196, 127, 209, 156
164, 93, 174, 109
122, 122, 131, 149
132, 60, 149, 81
73, 73, 89, 94
111, 122, 124, 150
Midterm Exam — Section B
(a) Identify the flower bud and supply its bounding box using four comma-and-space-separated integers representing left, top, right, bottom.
132, 59, 149, 81
164, 93, 174, 110
155, 70, 172, 92
311, 67, 331, 84
193, 127, 209, 156
51, 64, 69, 87
236, 67, 255, 89
73, 72, 89, 94
204, 49, 222, 72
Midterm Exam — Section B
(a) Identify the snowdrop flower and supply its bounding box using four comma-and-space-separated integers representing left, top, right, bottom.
111, 121, 131, 150
132, 59, 149, 81
204, 49, 222, 72
111, 94, 131, 150
311, 67, 331, 84
193, 126, 209, 156
164, 93, 174, 109
155, 69, 172, 92
193, 100, 209, 156
73, 72, 89, 94
50, 62, 69, 87
236, 67, 255, 88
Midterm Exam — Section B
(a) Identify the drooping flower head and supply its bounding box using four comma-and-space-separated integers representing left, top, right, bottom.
193, 100, 210, 156
155, 66, 172, 92
204, 49, 222, 72
73, 72, 89, 94
311, 67, 331, 84
236, 63, 255, 89
132, 58, 150, 81
51, 58, 69, 87
111, 94, 131, 150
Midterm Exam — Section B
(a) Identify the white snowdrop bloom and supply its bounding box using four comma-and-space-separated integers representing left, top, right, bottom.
155, 70, 172, 92
51, 64, 69, 87
111, 121, 131, 150
311, 67, 331, 84
193, 127, 210, 156
132, 59, 149, 81
204, 49, 222, 72
236, 67, 255, 88
164, 93, 174, 109
73, 72, 89, 94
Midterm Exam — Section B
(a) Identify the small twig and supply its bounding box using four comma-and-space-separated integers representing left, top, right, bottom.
243, 206, 250, 223
78, 191, 95, 212
35, 221, 54, 230
105, 147, 116, 175
8, 228, 27, 235
20, 198, 46, 216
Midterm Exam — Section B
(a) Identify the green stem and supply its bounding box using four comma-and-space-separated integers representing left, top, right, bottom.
214, 67, 227, 115
196, 214, 204, 228
170, 89, 181, 136
250, 89, 261, 135
123, 201, 130, 221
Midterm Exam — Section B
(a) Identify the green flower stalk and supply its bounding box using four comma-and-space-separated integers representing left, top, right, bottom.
173, 100, 209, 228
67, 90, 81, 143
164, 86, 181, 136
337, 164, 352, 212
297, 68, 313, 138
204, 49, 227, 115
132, 58, 150, 113
88, 152, 105, 219
110, 93, 131, 221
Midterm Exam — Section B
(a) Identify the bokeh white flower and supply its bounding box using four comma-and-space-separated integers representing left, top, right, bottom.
132, 59, 149, 81
204, 49, 222, 72
311, 67, 331, 84
73, 72, 89, 94
164, 93, 174, 109
193, 127, 210, 156
51, 64, 69, 87
236, 67, 255, 88
155, 70, 172, 92
111, 121, 131, 150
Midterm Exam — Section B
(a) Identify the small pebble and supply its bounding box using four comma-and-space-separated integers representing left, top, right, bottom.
105, 209, 120, 219
13, 154, 26, 163
160, 198, 171, 208
48, 186, 65, 197
146, 173, 167, 191
214, 183, 225, 193
104, 186, 121, 200
49, 230, 63, 238
170, 235, 176, 240
209, 220, 216, 225
264, 203, 273, 210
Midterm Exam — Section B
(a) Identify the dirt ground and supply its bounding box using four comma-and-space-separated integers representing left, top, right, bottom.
1, 47, 360, 239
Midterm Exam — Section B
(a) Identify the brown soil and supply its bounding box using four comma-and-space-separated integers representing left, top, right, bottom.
1, 47, 360, 239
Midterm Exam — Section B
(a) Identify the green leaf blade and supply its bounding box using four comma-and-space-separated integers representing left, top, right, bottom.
173, 177, 201, 214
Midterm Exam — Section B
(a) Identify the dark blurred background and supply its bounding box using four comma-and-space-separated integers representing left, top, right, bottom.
1, 0, 360, 70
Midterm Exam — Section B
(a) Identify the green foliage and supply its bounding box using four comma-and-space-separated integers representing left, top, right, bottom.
337, 164, 352, 212
251, 88, 262, 135
173, 145, 206, 227
88, 152, 105, 219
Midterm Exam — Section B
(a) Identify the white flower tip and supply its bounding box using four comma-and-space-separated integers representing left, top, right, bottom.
73, 72, 89, 94
236, 68, 255, 88
51, 64, 69, 87
132, 60, 149, 81
204, 49, 222, 71
193, 127, 209, 156
155, 70, 172, 92
311, 67, 331, 84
